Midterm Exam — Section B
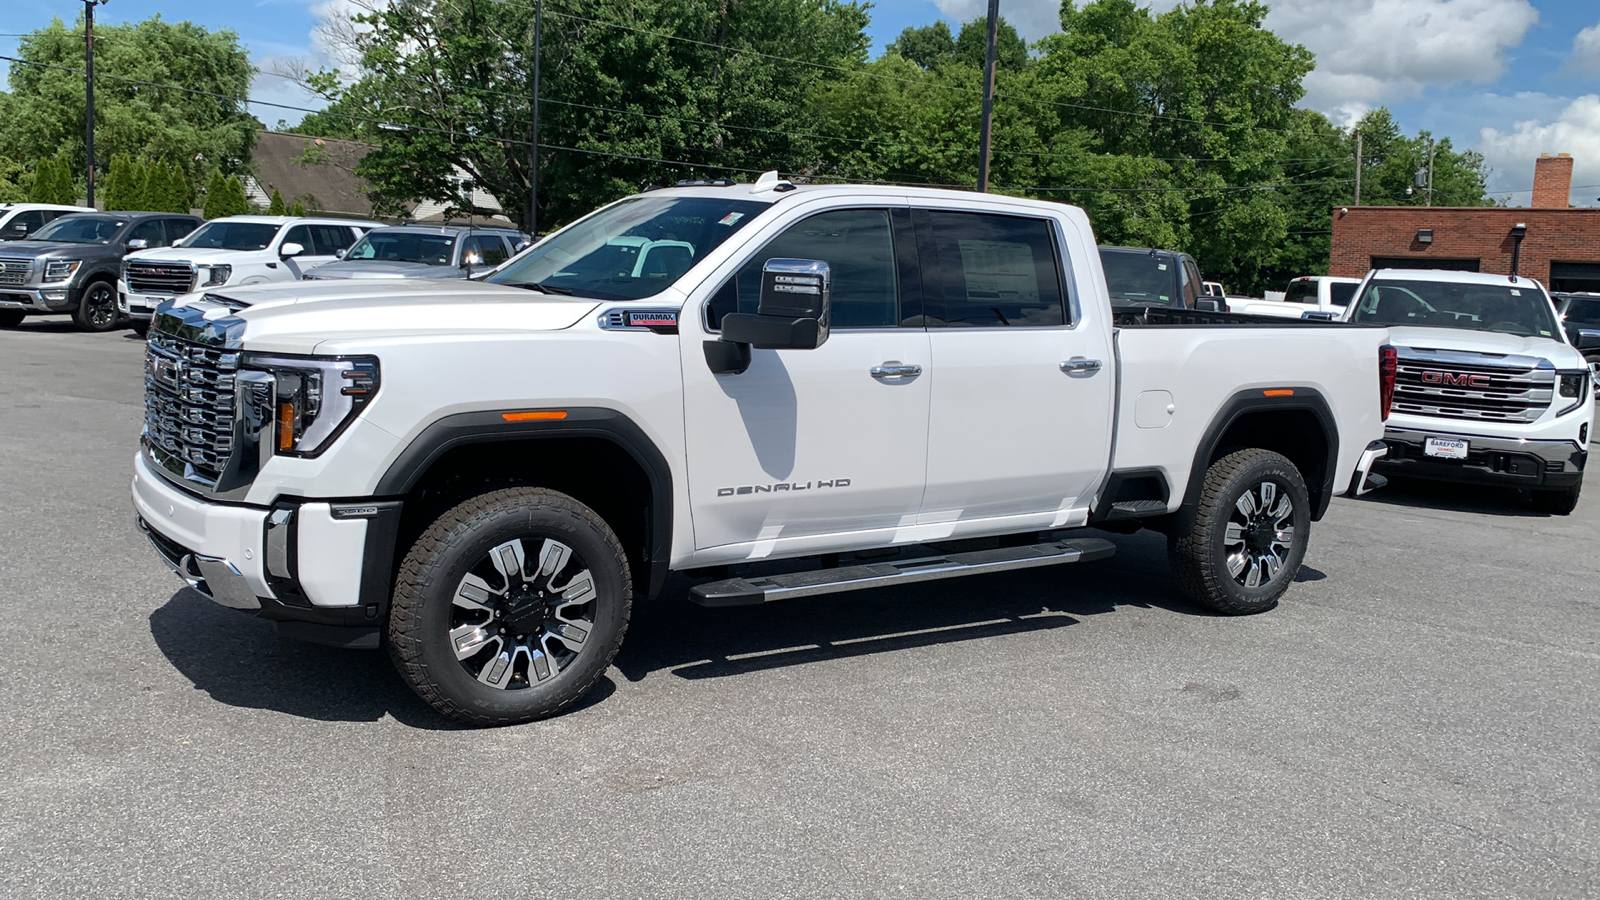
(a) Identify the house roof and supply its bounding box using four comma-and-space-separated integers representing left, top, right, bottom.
247, 131, 379, 220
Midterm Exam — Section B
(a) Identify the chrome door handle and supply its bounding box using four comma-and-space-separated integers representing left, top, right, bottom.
1060, 357, 1102, 373
871, 363, 922, 379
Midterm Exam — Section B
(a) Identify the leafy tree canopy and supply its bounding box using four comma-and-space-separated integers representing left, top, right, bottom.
0, 15, 261, 200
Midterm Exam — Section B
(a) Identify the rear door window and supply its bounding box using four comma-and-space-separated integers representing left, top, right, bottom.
925, 211, 1066, 327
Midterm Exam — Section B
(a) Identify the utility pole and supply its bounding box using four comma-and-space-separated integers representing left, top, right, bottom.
975, 0, 1000, 192
1353, 130, 1362, 207
84, 0, 107, 208
529, 0, 541, 237
1427, 139, 1435, 206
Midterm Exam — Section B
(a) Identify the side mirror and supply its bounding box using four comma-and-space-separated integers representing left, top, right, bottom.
170, 239, 183, 247
126, 238, 149, 251
719, 258, 831, 351
1577, 329, 1600, 351
1194, 298, 1222, 312
279, 242, 304, 258
514, 240, 531, 253
335, 248, 347, 260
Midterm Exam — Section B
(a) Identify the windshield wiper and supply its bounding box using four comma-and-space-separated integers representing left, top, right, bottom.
506, 281, 575, 295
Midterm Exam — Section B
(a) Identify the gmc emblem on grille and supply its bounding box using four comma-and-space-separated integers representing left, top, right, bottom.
1421, 370, 1491, 388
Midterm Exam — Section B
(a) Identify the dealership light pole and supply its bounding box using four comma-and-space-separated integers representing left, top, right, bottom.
976, 0, 1000, 192
84, 0, 109, 208
529, 0, 541, 237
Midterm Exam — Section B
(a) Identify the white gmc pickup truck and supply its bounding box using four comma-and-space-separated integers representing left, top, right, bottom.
132, 177, 1393, 725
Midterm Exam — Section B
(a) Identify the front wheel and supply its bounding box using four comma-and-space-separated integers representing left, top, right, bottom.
0, 310, 23, 328
388, 487, 632, 726
72, 280, 120, 332
1532, 481, 1581, 516
1168, 448, 1311, 615
130, 320, 150, 338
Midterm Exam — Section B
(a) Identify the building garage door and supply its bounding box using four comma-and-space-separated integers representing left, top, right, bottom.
1551, 262, 1600, 293
1371, 256, 1480, 272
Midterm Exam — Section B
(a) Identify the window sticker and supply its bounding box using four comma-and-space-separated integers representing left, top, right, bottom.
1157, 263, 1168, 270
718, 212, 745, 226
1510, 289, 1521, 296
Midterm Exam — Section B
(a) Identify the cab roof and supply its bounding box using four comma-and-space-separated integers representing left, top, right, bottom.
1369, 269, 1547, 289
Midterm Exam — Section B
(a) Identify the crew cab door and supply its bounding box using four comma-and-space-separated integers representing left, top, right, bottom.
681, 203, 931, 556
912, 204, 1116, 532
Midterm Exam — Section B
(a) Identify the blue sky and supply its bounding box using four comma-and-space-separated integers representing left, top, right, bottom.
4, 0, 1598, 204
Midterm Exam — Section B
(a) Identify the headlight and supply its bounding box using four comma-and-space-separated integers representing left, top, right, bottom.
242, 353, 380, 457
44, 259, 81, 282
200, 264, 232, 287
1558, 370, 1589, 416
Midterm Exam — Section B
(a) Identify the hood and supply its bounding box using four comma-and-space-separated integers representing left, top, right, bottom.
1388, 326, 1587, 368
127, 246, 240, 264
167, 278, 604, 354
304, 259, 465, 280
0, 240, 116, 259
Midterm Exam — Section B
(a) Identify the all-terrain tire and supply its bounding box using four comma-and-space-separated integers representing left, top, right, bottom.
388, 487, 632, 726
72, 279, 120, 332
1531, 480, 1581, 516
0, 310, 23, 328
1168, 448, 1311, 615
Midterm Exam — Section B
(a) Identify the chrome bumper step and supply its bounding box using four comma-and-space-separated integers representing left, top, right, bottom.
689, 537, 1118, 607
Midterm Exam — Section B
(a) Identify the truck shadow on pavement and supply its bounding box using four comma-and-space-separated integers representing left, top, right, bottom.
148, 528, 1203, 726
613, 528, 1204, 683
1356, 477, 1553, 518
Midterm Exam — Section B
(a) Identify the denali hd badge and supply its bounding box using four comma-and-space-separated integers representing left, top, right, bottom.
718, 479, 852, 497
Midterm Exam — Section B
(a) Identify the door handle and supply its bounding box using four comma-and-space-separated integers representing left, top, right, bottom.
1060, 357, 1102, 373
870, 363, 922, 379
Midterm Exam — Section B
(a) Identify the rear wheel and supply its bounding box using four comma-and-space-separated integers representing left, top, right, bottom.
1532, 481, 1581, 516
388, 487, 632, 726
1169, 448, 1311, 615
72, 280, 120, 332
0, 310, 23, 328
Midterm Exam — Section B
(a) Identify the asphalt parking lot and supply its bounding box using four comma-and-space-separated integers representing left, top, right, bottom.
1, 318, 1597, 899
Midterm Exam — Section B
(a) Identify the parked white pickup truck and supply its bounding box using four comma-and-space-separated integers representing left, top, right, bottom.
1229, 275, 1361, 319
1346, 269, 1593, 513
119, 215, 381, 332
131, 176, 1393, 725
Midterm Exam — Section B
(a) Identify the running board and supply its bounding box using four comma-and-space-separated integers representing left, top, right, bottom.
689, 538, 1118, 607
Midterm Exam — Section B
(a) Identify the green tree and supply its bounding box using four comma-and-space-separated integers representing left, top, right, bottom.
136, 159, 160, 210
165, 161, 193, 212
28, 156, 75, 204
0, 156, 25, 202
300, 0, 871, 228
288, 200, 307, 217
954, 17, 1029, 72
202, 169, 226, 219
0, 15, 260, 200
267, 188, 286, 215
887, 21, 955, 70
1352, 108, 1490, 208
221, 174, 251, 216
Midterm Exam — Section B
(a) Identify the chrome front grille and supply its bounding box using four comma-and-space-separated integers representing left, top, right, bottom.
144, 331, 238, 485
0, 257, 29, 287
1392, 350, 1555, 423
125, 261, 195, 295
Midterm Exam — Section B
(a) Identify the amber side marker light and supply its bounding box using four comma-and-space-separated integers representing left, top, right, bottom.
1263, 389, 1295, 397
277, 403, 296, 451
502, 410, 569, 422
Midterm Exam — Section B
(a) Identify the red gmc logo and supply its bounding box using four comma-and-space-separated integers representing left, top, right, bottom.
1421, 370, 1492, 388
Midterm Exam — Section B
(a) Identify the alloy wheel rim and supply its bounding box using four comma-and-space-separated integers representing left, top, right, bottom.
87, 285, 116, 327
1223, 480, 1295, 588
450, 537, 597, 690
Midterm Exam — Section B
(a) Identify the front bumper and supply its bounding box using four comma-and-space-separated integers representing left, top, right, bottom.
0, 286, 74, 312
1376, 427, 1586, 488
119, 284, 169, 319
132, 451, 400, 647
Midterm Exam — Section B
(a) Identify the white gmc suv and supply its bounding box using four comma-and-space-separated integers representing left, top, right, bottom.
119, 215, 381, 331
132, 177, 1393, 725
1346, 269, 1594, 513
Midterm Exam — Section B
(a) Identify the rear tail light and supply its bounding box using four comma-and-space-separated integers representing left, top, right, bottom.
1379, 344, 1398, 420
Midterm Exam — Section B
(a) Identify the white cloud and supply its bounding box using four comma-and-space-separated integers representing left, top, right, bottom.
931, 0, 1062, 42
1571, 21, 1600, 72
1266, 0, 1538, 111
1478, 94, 1600, 207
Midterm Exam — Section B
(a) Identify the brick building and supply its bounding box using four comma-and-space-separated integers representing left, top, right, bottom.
1329, 153, 1600, 293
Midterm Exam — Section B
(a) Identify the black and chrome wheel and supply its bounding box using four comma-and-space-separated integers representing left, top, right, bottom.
1169, 448, 1310, 615
73, 280, 120, 332
450, 536, 598, 688
389, 487, 632, 726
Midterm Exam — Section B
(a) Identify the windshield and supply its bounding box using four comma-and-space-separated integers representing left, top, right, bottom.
1349, 279, 1562, 339
1098, 249, 1180, 307
178, 221, 282, 251
346, 232, 457, 266
487, 196, 770, 300
31, 215, 126, 244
